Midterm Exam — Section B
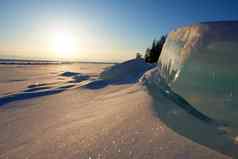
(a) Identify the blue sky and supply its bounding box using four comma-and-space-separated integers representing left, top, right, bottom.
0, 0, 237, 61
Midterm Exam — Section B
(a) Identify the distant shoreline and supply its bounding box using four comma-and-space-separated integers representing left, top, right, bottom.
0, 58, 117, 65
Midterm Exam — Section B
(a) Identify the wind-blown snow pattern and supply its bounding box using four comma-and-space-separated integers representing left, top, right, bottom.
141, 21, 238, 141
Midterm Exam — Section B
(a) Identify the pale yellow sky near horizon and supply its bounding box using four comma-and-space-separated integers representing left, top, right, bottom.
0, 20, 143, 62
0, 24, 143, 62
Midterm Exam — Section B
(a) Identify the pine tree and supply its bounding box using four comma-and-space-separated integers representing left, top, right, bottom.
144, 35, 166, 63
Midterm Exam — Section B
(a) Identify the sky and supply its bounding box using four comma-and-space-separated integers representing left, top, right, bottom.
0, 0, 237, 62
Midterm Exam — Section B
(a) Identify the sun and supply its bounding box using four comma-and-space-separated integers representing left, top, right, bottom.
51, 30, 77, 59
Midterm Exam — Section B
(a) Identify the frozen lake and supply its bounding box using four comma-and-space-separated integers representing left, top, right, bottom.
0, 60, 234, 159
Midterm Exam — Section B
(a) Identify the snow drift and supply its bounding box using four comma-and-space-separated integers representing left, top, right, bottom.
100, 59, 155, 84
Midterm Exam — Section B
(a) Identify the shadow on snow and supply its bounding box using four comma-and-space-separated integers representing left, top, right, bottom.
0, 85, 75, 107
145, 81, 238, 158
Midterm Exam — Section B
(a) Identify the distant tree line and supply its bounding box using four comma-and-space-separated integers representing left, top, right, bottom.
144, 35, 167, 63
136, 52, 142, 59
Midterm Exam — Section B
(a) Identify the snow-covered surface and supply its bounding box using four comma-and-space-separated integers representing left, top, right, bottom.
100, 59, 155, 83
0, 59, 231, 158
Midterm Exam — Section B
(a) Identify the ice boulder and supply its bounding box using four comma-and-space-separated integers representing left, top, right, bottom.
142, 21, 238, 129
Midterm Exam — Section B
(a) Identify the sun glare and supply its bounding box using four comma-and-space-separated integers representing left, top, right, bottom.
51, 30, 77, 59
